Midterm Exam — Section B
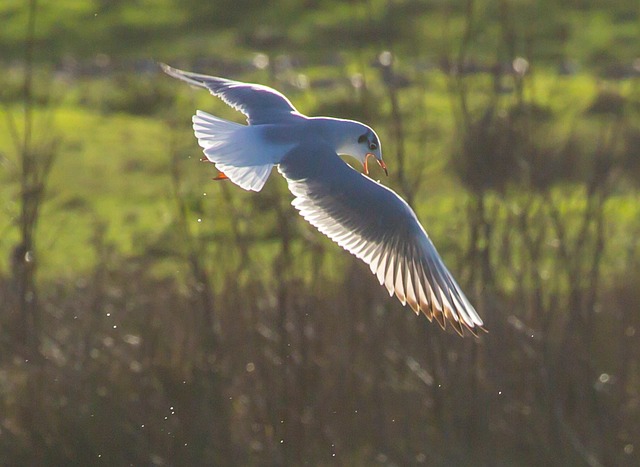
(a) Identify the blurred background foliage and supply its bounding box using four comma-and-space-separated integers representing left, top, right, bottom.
1, 0, 639, 465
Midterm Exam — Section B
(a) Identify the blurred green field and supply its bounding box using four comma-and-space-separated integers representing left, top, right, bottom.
0, 0, 638, 65
2, 66, 639, 284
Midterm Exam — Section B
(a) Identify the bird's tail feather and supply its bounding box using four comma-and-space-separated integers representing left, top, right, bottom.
192, 110, 273, 192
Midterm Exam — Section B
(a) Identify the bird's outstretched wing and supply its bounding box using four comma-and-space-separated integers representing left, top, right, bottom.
279, 144, 484, 336
161, 63, 300, 125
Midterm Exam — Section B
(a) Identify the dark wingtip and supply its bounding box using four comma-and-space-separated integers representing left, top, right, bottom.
465, 322, 488, 339
159, 62, 181, 78
158, 63, 208, 90
451, 317, 464, 336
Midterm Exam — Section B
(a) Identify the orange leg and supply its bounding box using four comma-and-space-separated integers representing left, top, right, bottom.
199, 157, 228, 181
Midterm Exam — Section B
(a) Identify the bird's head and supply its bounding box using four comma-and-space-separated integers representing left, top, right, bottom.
335, 121, 387, 177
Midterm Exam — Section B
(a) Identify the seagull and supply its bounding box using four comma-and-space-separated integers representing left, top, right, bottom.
161, 63, 484, 336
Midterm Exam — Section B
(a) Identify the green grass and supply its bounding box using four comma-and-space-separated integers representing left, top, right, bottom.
1, 105, 176, 277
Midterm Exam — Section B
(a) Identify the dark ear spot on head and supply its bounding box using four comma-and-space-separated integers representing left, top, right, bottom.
358, 134, 367, 143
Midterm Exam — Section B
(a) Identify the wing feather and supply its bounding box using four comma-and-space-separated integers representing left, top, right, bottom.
161, 63, 300, 125
278, 144, 484, 336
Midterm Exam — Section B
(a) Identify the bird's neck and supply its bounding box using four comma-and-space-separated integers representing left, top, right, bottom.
309, 117, 360, 151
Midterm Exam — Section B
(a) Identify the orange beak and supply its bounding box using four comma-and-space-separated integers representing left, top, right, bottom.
364, 153, 388, 176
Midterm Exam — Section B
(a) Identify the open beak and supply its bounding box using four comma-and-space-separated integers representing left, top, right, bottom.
378, 158, 388, 176
364, 153, 388, 177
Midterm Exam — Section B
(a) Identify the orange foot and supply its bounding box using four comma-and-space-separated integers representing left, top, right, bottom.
213, 171, 229, 181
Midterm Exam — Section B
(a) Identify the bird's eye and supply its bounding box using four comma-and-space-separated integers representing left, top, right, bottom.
358, 134, 367, 144
369, 142, 377, 150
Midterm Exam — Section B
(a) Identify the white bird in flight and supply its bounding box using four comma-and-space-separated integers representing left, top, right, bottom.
161, 63, 484, 336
